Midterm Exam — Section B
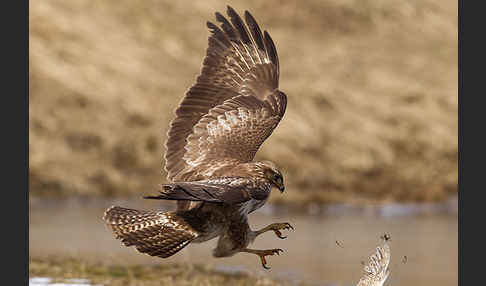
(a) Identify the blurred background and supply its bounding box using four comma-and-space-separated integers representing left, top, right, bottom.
29, 0, 457, 285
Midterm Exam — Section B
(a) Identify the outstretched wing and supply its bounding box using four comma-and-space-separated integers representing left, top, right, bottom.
165, 6, 286, 181
357, 239, 391, 286
144, 178, 270, 204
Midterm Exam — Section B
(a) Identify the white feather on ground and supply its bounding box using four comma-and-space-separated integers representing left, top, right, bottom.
356, 237, 391, 286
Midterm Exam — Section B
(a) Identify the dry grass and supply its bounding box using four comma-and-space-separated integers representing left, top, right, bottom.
29, 256, 296, 286
29, 0, 457, 204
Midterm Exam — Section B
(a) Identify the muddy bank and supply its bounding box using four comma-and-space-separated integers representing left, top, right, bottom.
29, 257, 294, 286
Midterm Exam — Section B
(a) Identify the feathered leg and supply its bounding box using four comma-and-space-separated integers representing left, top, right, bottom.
212, 219, 293, 269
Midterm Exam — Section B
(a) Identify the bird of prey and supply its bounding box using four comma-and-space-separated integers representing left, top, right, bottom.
103, 6, 291, 269
356, 235, 391, 286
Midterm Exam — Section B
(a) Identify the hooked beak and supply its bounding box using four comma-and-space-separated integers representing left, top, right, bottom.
278, 185, 285, 193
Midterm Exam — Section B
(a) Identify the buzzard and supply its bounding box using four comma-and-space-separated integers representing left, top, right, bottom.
103, 6, 291, 269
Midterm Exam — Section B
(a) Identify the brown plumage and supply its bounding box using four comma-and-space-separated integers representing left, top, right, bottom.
103, 6, 291, 269
103, 206, 198, 258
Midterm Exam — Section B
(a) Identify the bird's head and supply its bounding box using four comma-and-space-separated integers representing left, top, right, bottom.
257, 161, 285, 193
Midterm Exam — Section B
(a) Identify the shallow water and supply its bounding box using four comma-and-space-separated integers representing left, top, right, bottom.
29, 197, 458, 286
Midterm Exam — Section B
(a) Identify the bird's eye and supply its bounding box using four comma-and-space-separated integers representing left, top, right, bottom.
273, 174, 282, 183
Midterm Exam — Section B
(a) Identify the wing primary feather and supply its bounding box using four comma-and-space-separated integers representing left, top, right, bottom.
215, 11, 252, 70
226, 6, 252, 45
206, 21, 235, 56
207, 21, 246, 75
215, 12, 238, 40
264, 31, 279, 77
244, 10, 266, 61
206, 21, 231, 46
226, 6, 262, 65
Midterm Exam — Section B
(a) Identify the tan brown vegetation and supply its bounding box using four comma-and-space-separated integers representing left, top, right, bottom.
29, 0, 457, 204
30, 256, 296, 286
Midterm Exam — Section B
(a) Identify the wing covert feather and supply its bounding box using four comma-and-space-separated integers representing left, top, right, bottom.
184, 92, 285, 167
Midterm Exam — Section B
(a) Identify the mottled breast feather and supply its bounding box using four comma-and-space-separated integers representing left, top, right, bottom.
164, 6, 286, 182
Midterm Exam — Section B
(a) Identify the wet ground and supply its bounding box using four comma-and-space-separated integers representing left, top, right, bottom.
30, 277, 101, 286
29, 197, 458, 286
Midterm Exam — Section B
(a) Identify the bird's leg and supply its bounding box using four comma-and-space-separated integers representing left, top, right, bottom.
241, 248, 284, 270
255, 222, 294, 239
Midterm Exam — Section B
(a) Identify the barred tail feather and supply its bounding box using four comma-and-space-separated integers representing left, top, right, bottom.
102, 206, 198, 258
